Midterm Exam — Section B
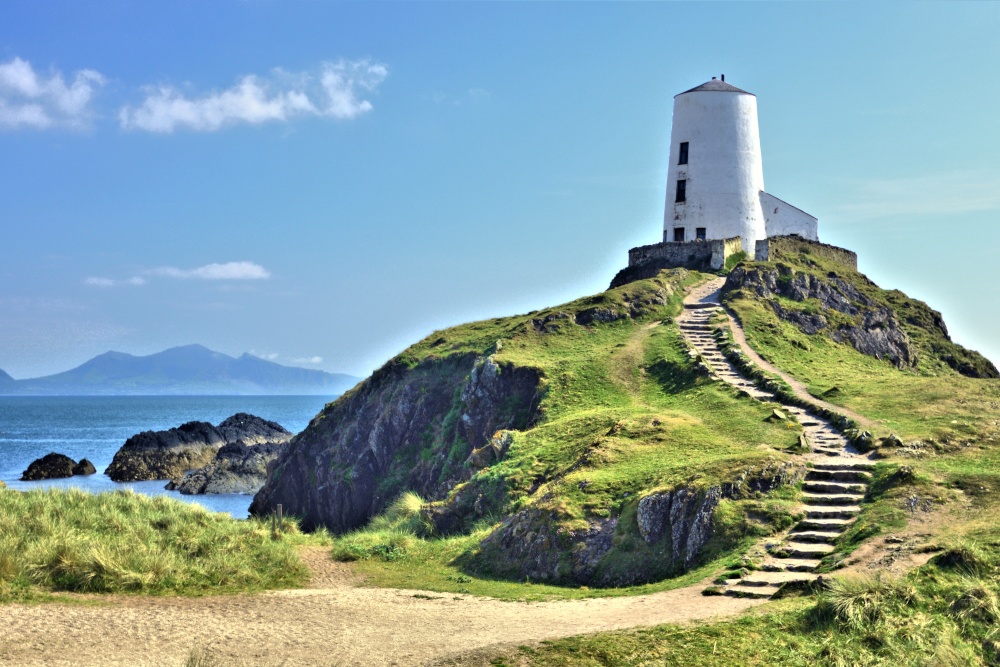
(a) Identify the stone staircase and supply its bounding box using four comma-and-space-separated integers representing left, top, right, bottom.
678, 286, 874, 600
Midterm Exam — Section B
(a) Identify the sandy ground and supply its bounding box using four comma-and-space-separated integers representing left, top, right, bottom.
0, 547, 762, 667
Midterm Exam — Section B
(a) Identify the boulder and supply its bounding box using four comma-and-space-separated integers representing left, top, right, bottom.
21, 452, 77, 480
72, 458, 97, 476
107, 413, 291, 482
167, 440, 287, 495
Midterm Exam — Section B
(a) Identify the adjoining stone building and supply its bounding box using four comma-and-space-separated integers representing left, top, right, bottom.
615, 75, 852, 286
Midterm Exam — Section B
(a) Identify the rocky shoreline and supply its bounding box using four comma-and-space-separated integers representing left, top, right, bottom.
105, 412, 290, 487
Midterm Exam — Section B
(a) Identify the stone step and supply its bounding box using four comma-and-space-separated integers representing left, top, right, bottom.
787, 530, 842, 544
801, 492, 866, 505
737, 570, 820, 587
806, 469, 871, 483
806, 506, 861, 519
723, 585, 774, 599
811, 461, 876, 472
780, 542, 836, 558
761, 557, 821, 572
684, 303, 722, 310
803, 481, 866, 495
796, 517, 853, 531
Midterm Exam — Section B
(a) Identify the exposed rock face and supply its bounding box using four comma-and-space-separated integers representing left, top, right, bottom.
724, 265, 999, 377
250, 354, 542, 532
21, 453, 77, 480
831, 306, 914, 367
479, 460, 806, 585
167, 441, 286, 495
106, 413, 290, 482
479, 508, 619, 583
637, 487, 721, 568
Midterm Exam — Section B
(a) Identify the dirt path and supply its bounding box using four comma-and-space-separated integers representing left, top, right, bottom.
689, 277, 873, 428
0, 547, 761, 667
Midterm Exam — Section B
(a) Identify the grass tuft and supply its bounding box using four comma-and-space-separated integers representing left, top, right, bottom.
0, 486, 323, 600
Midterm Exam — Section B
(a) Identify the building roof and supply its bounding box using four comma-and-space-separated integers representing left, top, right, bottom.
676, 79, 753, 97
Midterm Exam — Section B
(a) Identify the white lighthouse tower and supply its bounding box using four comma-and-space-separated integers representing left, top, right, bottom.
663, 76, 817, 256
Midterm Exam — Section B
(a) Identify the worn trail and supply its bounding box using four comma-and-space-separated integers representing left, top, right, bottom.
679, 277, 874, 598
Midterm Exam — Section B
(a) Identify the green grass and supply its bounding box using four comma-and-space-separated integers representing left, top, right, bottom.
0, 486, 330, 601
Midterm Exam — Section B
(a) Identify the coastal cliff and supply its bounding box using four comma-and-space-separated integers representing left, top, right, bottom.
249, 353, 542, 531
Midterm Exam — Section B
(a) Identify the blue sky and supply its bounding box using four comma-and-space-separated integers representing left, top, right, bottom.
2, 2, 999, 379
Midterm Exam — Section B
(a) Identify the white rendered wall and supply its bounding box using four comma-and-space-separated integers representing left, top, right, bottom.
663, 89, 766, 255
760, 191, 818, 241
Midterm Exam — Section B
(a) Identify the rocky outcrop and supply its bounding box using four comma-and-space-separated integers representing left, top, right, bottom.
106, 413, 290, 482
831, 306, 914, 367
19, 453, 97, 481
477, 460, 806, 586
21, 453, 77, 480
637, 487, 720, 568
723, 265, 1000, 376
250, 354, 542, 532
167, 441, 286, 495
752, 272, 913, 360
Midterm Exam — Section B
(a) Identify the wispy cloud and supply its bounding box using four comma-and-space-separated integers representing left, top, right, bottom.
0, 57, 105, 129
84, 276, 145, 288
834, 170, 1000, 222
150, 261, 271, 280
120, 60, 388, 133
292, 356, 324, 365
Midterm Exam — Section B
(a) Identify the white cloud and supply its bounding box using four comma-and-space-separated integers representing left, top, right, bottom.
0, 57, 104, 129
292, 356, 324, 365
151, 261, 271, 280
84, 275, 146, 288
120, 60, 388, 133
84, 277, 115, 288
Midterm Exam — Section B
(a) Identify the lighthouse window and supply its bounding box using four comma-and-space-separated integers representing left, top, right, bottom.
696, 227, 706, 241
678, 142, 689, 165
675, 179, 686, 203
673, 227, 685, 243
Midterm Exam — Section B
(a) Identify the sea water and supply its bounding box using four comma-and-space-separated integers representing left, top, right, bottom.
0, 395, 334, 518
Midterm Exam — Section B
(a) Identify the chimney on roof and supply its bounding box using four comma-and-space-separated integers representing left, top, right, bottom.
721, 74, 725, 82
711, 76, 717, 80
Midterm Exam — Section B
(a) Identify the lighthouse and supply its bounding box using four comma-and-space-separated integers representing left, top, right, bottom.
663, 76, 818, 256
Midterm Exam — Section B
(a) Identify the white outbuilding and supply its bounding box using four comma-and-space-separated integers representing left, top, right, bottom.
663, 76, 818, 256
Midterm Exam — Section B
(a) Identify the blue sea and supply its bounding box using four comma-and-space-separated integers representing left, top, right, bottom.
0, 396, 335, 518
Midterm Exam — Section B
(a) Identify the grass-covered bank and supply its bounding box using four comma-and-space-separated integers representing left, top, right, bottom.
0, 486, 329, 601
487, 543, 1000, 666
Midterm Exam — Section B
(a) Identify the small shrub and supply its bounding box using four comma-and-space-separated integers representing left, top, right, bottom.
932, 543, 992, 577
950, 581, 999, 623
814, 574, 916, 631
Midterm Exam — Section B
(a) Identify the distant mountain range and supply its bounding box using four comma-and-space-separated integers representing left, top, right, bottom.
0, 345, 360, 396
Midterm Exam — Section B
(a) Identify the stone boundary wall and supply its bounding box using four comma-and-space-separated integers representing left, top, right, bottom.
627, 236, 743, 271
611, 236, 744, 289
755, 235, 857, 270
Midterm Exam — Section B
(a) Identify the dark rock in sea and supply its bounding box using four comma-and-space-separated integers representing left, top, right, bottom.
217, 413, 291, 446
21, 452, 77, 481
72, 458, 97, 476
167, 440, 286, 495
106, 413, 291, 482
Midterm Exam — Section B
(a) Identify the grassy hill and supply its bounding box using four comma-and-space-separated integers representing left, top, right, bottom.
469, 242, 1000, 665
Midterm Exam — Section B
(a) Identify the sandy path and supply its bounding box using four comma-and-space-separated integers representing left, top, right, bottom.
690, 277, 873, 428
0, 548, 761, 667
